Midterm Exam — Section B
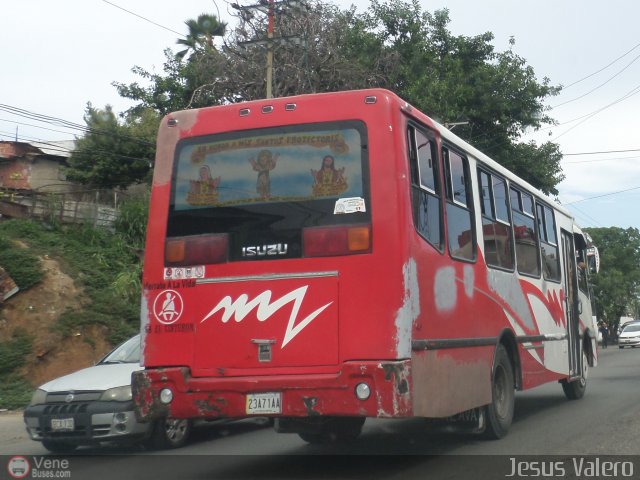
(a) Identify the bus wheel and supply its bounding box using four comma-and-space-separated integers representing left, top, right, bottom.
483, 344, 515, 439
561, 351, 588, 400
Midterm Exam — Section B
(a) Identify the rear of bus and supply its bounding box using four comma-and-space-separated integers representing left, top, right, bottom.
133, 90, 422, 431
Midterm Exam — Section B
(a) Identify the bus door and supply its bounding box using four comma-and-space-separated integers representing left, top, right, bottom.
561, 229, 581, 378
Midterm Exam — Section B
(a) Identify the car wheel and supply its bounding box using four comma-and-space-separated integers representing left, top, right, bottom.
42, 439, 78, 453
483, 344, 515, 439
147, 417, 191, 450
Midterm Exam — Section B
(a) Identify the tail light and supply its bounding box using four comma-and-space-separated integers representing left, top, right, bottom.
303, 224, 371, 257
165, 234, 228, 266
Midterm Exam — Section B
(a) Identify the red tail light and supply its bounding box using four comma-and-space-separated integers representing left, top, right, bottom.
303, 224, 371, 257
165, 234, 228, 266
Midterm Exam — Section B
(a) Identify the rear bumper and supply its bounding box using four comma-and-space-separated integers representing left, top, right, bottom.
132, 360, 412, 421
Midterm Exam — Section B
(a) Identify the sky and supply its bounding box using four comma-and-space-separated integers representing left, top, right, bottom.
2, 0, 639, 230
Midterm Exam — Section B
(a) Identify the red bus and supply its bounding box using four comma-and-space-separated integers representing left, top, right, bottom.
132, 89, 597, 441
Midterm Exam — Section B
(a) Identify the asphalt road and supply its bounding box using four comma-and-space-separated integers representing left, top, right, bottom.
1, 346, 639, 480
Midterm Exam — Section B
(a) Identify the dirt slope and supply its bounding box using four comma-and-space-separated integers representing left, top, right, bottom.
0, 255, 111, 387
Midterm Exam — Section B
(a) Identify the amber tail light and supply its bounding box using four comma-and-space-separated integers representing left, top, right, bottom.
303, 224, 371, 257
165, 234, 228, 266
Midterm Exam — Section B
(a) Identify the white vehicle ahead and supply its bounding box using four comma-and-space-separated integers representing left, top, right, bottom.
23, 335, 191, 453
618, 322, 640, 349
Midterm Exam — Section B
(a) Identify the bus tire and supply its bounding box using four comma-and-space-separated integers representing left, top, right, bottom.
483, 344, 515, 439
561, 351, 588, 400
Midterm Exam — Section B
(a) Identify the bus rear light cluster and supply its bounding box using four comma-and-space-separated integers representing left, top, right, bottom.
303, 224, 371, 257
165, 234, 228, 266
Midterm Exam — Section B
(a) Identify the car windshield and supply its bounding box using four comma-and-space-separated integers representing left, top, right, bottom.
622, 324, 640, 333
100, 335, 140, 364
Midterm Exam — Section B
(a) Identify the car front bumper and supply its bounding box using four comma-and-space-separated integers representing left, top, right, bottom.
618, 337, 640, 347
24, 400, 150, 444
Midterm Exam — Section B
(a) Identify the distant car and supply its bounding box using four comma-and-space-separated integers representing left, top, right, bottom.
618, 322, 640, 349
23, 334, 191, 453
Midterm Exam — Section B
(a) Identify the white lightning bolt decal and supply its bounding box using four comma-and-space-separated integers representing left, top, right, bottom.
201, 286, 332, 348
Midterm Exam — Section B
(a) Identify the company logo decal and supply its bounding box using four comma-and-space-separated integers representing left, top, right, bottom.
7, 456, 30, 479
153, 290, 184, 325
201, 285, 332, 347
241, 243, 288, 257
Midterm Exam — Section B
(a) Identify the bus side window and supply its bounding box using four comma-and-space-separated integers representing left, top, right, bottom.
477, 168, 514, 270
443, 148, 475, 262
576, 249, 589, 294
536, 203, 561, 281
407, 125, 442, 251
510, 187, 540, 277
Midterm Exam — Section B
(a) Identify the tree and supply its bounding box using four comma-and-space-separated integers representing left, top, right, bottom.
113, 0, 563, 193
585, 227, 640, 330
65, 105, 158, 189
345, 1, 562, 193
176, 14, 227, 60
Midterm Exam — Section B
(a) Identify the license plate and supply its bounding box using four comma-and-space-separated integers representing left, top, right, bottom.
246, 392, 281, 415
51, 418, 74, 431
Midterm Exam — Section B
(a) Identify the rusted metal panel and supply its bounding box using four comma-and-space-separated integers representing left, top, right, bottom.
0, 266, 19, 302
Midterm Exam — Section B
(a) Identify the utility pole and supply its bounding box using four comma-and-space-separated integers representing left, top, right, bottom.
232, 1, 307, 99
266, 0, 274, 99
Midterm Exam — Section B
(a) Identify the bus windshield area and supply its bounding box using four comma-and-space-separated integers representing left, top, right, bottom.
166, 121, 370, 262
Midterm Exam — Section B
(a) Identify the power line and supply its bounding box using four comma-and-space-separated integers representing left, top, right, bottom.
0, 103, 155, 147
552, 49, 640, 108
562, 40, 640, 90
101, 0, 185, 37
0, 118, 77, 139
564, 185, 640, 205
565, 203, 602, 227
551, 84, 640, 141
564, 148, 640, 156
564, 155, 640, 165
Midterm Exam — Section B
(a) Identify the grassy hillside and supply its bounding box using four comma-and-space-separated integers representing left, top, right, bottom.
0, 197, 147, 409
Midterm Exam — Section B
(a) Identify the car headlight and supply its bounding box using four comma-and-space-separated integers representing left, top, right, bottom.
100, 386, 132, 402
30, 389, 48, 406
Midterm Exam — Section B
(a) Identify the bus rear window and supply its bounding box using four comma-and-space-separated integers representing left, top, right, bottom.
166, 121, 370, 263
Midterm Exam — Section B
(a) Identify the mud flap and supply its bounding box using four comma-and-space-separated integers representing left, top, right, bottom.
425, 407, 486, 434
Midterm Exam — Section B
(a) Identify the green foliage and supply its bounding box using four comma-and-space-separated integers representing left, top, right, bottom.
65, 105, 159, 188
114, 195, 150, 250
0, 236, 44, 290
585, 227, 640, 328
0, 329, 34, 409
112, 0, 563, 194
0, 328, 32, 372
0, 374, 33, 410
176, 13, 227, 60
0, 220, 141, 344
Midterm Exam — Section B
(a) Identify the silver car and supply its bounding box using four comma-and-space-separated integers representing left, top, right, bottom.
23, 335, 190, 453
618, 322, 640, 349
